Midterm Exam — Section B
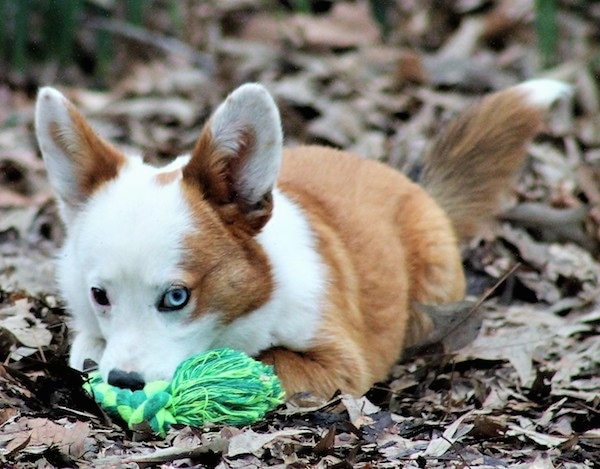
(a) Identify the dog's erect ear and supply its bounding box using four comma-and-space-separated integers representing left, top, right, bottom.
183, 83, 283, 235
35, 87, 126, 222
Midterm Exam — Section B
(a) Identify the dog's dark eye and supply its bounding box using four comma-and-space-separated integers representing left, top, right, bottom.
158, 286, 190, 312
91, 287, 110, 307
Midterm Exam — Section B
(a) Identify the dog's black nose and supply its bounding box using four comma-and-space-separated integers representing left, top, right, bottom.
107, 369, 146, 391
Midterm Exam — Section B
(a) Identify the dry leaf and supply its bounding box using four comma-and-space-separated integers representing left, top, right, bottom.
506, 422, 568, 448
0, 299, 52, 349
287, 3, 380, 50
2, 418, 92, 459
227, 428, 311, 458
340, 395, 380, 428
423, 413, 474, 457
457, 321, 551, 386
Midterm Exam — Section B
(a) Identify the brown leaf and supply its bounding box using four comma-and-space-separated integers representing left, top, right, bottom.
287, 3, 380, 50
0, 298, 52, 349
471, 416, 507, 439
412, 300, 483, 352
423, 413, 474, 457
340, 395, 379, 428
457, 321, 550, 386
313, 424, 336, 455
395, 51, 429, 86
3, 417, 92, 459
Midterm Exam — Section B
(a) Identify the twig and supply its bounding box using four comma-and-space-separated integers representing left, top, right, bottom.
440, 263, 521, 342
440, 434, 473, 469
501, 202, 593, 250
87, 18, 215, 74
53, 404, 102, 421
408, 263, 521, 354
124, 437, 229, 464
455, 262, 521, 330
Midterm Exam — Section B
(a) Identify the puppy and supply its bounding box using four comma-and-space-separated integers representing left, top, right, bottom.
35, 80, 570, 397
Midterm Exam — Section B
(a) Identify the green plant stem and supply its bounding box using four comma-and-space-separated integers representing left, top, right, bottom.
291, 0, 311, 14
13, 0, 29, 73
94, 29, 112, 86
126, 0, 145, 25
535, 0, 558, 69
56, 0, 80, 65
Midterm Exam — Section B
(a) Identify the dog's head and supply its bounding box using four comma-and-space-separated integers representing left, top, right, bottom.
35, 84, 283, 386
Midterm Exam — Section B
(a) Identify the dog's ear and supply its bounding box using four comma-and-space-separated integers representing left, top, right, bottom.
183, 83, 283, 235
35, 87, 126, 223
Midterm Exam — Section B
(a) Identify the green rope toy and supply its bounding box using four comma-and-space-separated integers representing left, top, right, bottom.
84, 348, 285, 436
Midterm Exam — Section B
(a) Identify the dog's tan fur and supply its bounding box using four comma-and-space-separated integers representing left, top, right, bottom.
177, 84, 556, 397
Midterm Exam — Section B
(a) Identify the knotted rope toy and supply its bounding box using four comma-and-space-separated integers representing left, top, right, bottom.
84, 348, 285, 436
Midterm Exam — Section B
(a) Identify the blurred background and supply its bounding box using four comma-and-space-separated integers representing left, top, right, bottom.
2, 1, 598, 88
1, 3, 600, 467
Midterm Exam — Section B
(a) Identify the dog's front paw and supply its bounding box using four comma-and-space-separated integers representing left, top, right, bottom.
68, 333, 106, 371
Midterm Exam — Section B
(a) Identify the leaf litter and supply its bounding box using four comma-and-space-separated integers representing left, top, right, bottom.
1, 1, 599, 467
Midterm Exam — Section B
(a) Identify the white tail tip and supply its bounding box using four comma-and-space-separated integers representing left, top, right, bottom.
516, 79, 573, 108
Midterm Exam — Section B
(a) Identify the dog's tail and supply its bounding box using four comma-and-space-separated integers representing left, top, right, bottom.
420, 79, 572, 241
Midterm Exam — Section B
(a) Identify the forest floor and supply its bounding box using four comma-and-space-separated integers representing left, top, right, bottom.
0, 1, 599, 467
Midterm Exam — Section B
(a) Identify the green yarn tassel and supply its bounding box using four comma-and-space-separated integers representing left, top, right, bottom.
84, 348, 285, 436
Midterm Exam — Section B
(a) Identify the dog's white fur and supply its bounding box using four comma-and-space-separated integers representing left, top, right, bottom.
36, 85, 326, 383
515, 79, 572, 107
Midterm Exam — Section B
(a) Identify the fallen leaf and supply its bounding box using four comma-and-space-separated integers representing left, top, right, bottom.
0, 299, 52, 349
287, 3, 380, 50
423, 413, 474, 457
506, 422, 568, 448
313, 425, 336, 455
227, 428, 311, 458
2, 417, 92, 459
413, 300, 483, 352
457, 319, 551, 386
341, 394, 380, 428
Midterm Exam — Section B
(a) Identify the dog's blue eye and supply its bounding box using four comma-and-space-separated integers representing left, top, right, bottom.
159, 286, 190, 312
91, 287, 110, 307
